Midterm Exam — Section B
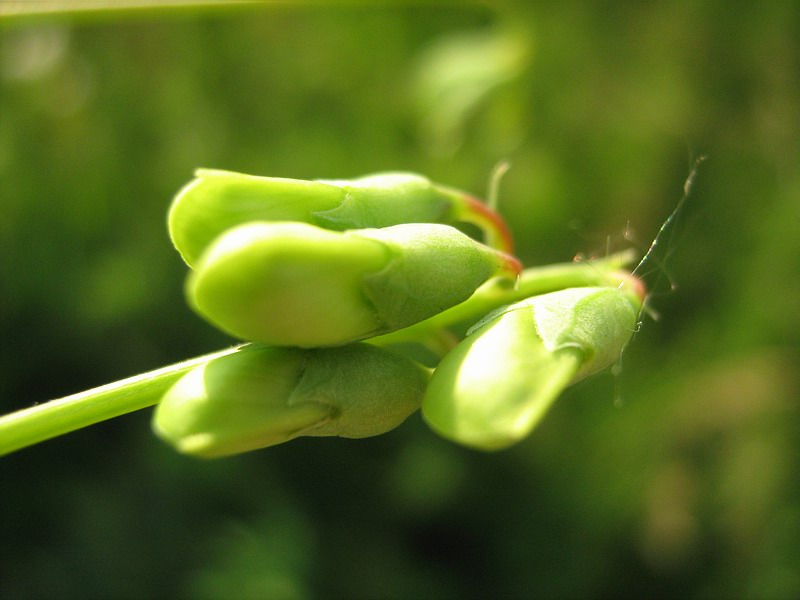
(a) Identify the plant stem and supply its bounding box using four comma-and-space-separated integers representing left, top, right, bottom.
0, 345, 245, 457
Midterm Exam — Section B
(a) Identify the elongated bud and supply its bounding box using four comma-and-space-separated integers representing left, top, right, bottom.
169, 169, 514, 267
188, 221, 519, 347
422, 282, 644, 451
153, 343, 429, 458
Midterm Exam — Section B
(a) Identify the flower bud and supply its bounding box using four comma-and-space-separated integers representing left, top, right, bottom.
152, 343, 430, 458
169, 169, 512, 268
187, 221, 518, 347
422, 284, 643, 451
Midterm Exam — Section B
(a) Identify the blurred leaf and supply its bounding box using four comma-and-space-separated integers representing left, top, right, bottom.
412, 24, 533, 156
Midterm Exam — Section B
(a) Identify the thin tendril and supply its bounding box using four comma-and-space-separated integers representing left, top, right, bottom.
613, 154, 707, 390
631, 154, 707, 282
487, 160, 511, 213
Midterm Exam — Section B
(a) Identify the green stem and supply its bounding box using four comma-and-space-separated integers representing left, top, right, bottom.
0, 345, 245, 457
369, 250, 637, 348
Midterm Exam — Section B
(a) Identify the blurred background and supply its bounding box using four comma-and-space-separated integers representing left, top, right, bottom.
1, 2, 798, 598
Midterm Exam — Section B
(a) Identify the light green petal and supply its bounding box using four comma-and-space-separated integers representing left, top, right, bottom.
423, 307, 581, 450
153, 346, 330, 458
169, 169, 345, 268
187, 222, 389, 347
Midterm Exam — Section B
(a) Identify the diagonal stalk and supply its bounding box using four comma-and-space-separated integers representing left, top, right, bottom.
0, 345, 245, 457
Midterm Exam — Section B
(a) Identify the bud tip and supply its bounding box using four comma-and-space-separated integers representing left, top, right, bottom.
610, 271, 647, 304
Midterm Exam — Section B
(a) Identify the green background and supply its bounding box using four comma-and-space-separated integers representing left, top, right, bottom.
1, 2, 798, 598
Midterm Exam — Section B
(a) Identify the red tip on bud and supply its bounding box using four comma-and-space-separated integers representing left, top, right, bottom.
460, 195, 515, 255
497, 251, 523, 280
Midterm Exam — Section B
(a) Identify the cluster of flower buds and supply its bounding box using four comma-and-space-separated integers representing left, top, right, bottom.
154, 169, 644, 457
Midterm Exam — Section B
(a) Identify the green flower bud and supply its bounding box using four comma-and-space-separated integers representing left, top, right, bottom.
187, 221, 519, 347
152, 343, 430, 458
421, 283, 643, 451
169, 169, 514, 268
